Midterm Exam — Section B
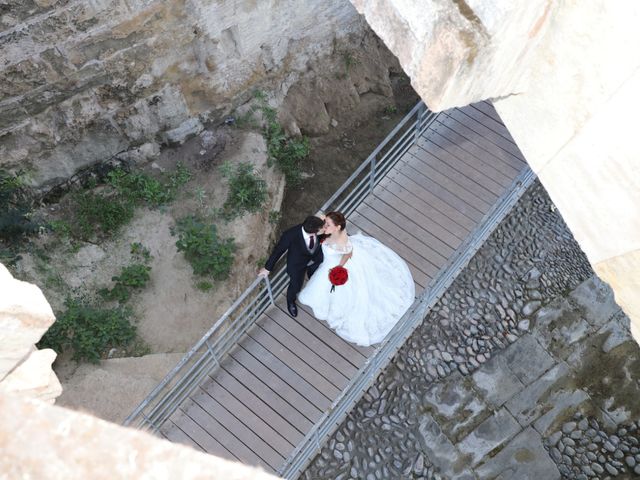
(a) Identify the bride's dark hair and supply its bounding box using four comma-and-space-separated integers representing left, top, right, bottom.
326, 211, 346, 231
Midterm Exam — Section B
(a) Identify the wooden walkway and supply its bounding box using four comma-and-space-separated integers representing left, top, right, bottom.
159, 101, 529, 473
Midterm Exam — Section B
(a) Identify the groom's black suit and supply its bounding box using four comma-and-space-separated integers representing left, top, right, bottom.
264, 224, 323, 305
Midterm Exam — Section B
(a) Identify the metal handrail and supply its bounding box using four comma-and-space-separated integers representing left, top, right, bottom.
278, 166, 537, 479
123, 100, 435, 432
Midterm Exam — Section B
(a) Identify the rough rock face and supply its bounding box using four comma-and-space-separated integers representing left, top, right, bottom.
0, 263, 61, 402
350, 0, 640, 345
0, 0, 363, 187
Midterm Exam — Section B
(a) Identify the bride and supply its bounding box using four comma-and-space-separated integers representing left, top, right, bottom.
298, 211, 415, 347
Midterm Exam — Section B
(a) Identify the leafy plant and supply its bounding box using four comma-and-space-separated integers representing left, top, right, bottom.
107, 163, 191, 206
221, 161, 268, 219
195, 280, 213, 292
268, 210, 281, 225
0, 169, 37, 242
100, 243, 153, 303
173, 216, 235, 280
71, 190, 134, 240
383, 104, 398, 115
253, 91, 310, 186
38, 298, 136, 363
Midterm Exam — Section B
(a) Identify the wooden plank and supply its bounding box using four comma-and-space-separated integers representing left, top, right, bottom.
406, 150, 493, 212
417, 138, 503, 200
162, 419, 207, 453
427, 115, 524, 177
357, 201, 446, 272
399, 162, 485, 223
181, 400, 268, 469
380, 174, 475, 234
274, 297, 368, 368
247, 322, 341, 398
471, 101, 503, 124
426, 127, 515, 188
213, 366, 305, 443
461, 103, 513, 141
190, 390, 283, 470
266, 306, 359, 378
167, 412, 231, 458
349, 213, 431, 288
364, 194, 454, 259
229, 345, 322, 422
374, 180, 465, 246
431, 119, 520, 182
202, 378, 295, 455
446, 109, 524, 160
239, 334, 332, 410
220, 357, 313, 433
261, 309, 350, 388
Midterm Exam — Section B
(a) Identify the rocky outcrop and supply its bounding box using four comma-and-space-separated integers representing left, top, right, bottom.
350, 0, 640, 345
0, 0, 364, 188
0, 263, 61, 403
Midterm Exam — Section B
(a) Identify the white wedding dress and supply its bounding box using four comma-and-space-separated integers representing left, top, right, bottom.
298, 233, 415, 347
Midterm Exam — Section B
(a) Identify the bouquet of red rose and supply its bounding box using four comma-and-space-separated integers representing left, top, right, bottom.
328, 266, 349, 293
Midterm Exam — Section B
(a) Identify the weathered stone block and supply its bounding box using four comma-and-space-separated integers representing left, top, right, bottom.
417, 414, 474, 479
456, 408, 521, 467
472, 354, 523, 408
502, 334, 555, 385
475, 427, 561, 479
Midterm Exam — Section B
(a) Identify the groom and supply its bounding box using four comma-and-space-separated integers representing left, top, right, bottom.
259, 215, 325, 317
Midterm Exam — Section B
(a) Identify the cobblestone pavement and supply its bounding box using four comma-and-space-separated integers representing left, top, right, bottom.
302, 181, 634, 479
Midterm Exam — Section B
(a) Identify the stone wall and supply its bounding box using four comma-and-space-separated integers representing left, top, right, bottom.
1, 0, 363, 188
349, 0, 640, 345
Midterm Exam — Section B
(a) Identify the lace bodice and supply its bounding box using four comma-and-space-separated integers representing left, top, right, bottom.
323, 239, 353, 256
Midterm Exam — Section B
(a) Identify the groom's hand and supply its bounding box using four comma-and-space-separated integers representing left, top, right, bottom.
258, 268, 270, 277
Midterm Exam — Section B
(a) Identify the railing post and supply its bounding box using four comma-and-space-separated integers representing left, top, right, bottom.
414, 102, 426, 144
369, 155, 376, 194
264, 275, 275, 306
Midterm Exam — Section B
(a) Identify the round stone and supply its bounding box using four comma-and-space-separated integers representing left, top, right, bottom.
626, 456, 636, 468
562, 422, 577, 434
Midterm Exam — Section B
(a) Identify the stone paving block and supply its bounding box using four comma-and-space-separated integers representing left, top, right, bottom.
502, 334, 555, 386
456, 408, 521, 467
505, 362, 569, 427
417, 414, 475, 479
599, 310, 632, 353
532, 389, 590, 435
569, 276, 621, 327
423, 372, 490, 442
474, 427, 561, 480
472, 355, 523, 408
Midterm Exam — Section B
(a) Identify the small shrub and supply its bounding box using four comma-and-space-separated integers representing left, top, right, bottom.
173, 216, 235, 280
268, 210, 281, 225
38, 298, 136, 363
195, 280, 213, 292
0, 169, 37, 242
100, 243, 153, 303
100, 263, 151, 303
72, 191, 134, 240
253, 91, 310, 186
107, 163, 191, 207
221, 161, 268, 218
383, 104, 398, 115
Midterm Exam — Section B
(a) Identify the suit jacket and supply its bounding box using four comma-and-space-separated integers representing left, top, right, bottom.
265, 224, 323, 274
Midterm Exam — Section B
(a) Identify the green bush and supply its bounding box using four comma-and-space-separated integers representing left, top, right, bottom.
254, 91, 310, 186
72, 191, 134, 240
38, 298, 136, 363
221, 161, 268, 219
0, 169, 37, 242
107, 162, 191, 206
173, 216, 235, 280
100, 243, 153, 303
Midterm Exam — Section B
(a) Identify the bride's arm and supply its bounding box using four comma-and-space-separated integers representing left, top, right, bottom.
337, 239, 353, 267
